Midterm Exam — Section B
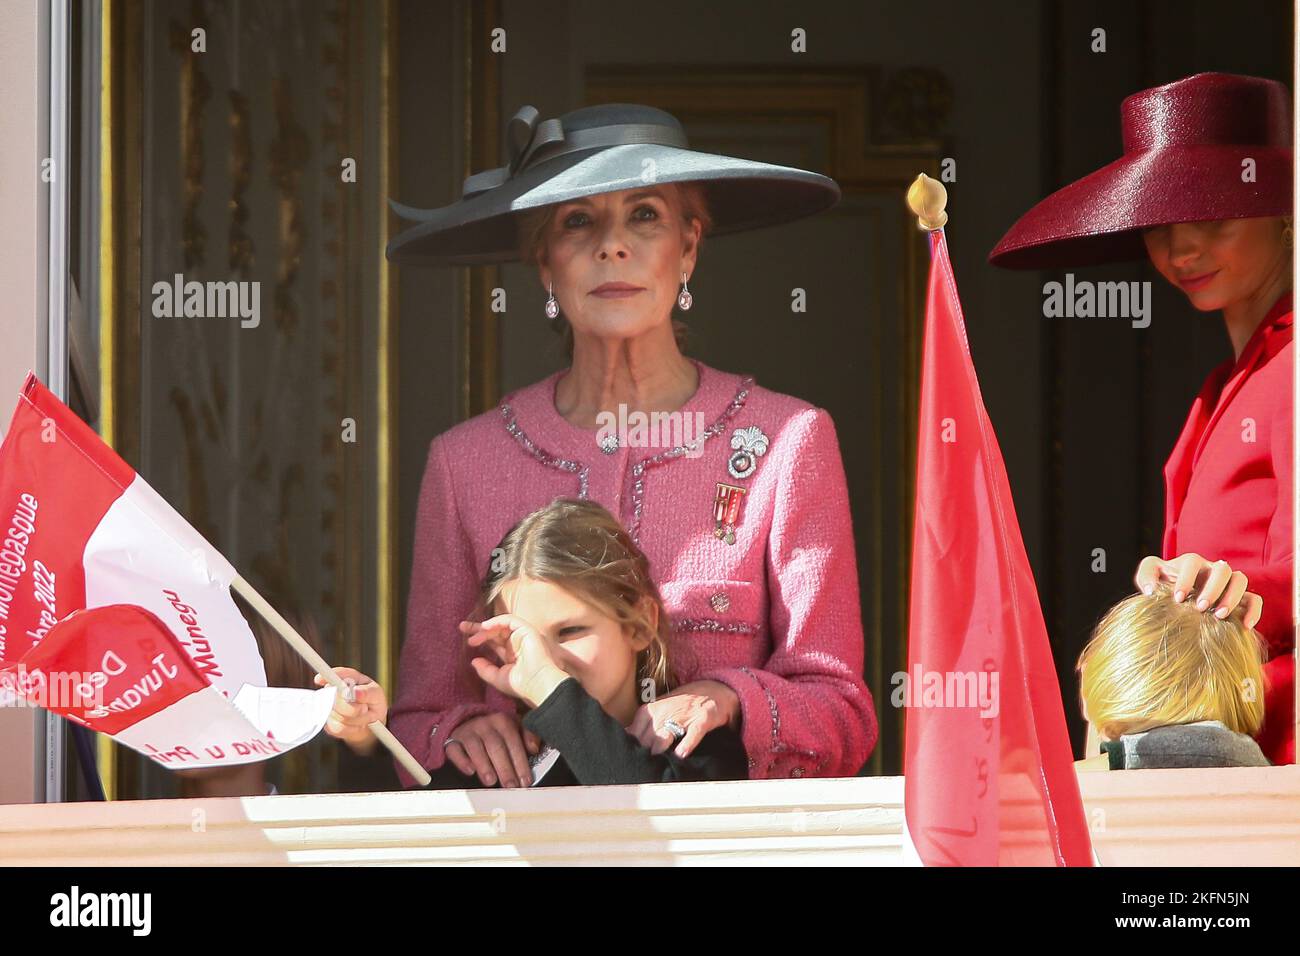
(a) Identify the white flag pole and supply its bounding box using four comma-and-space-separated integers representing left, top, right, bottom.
231, 575, 432, 787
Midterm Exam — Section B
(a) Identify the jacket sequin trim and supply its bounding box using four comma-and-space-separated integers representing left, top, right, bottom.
673, 618, 762, 636
499, 401, 591, 499
737, 665, 828, 777
626, 376, 755, 544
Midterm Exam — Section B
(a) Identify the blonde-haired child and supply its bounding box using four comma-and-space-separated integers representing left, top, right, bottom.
1075, 581, 1270, 770
433, 496, 748, 787
334, 498, 749, 788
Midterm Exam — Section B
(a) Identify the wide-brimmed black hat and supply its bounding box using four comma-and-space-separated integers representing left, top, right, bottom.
386, 102, 842, 266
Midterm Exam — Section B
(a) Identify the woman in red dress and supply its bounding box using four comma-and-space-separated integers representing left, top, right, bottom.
991, 73, 1294, 763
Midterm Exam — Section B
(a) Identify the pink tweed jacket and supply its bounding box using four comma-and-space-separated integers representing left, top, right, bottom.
388, 357, 878, 785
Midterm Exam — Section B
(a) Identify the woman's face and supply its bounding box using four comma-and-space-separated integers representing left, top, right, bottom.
1142, 216, 1289, 311
538, 184, 700, 343
494, 576, 649, 715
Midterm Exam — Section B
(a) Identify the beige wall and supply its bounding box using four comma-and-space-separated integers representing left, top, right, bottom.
0, 0, 44, 805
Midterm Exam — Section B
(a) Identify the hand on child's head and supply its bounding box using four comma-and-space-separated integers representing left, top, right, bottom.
1134, 554, 1262, 628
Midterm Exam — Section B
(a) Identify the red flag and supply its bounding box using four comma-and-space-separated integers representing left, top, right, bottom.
903, 230, 1093, 866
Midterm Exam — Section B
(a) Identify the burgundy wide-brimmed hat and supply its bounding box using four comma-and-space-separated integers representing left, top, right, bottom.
989, 72, 1293, 269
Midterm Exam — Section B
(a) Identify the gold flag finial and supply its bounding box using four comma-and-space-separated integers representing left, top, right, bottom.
907, 173, 948, 231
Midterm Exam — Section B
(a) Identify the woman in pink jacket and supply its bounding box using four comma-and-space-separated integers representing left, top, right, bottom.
383, 103, 878, 788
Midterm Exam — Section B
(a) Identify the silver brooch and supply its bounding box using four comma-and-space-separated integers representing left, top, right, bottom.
727, 425, 769, 480
598, 433, 619, 455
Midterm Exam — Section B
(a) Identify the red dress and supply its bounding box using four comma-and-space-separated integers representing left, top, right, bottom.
1163, 290, 1294, 764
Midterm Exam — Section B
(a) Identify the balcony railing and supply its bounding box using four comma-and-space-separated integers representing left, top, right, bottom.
2, 766, 1298, 866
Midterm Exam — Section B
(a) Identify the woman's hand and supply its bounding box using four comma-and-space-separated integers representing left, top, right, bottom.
628, 679, 740, 760
442, 711, 543, 789
315, 666, 387, 756
1134, 552, 1263, 627
461, 615, 572, 709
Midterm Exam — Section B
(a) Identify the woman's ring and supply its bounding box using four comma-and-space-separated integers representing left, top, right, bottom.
664, 719, 686, 740
445, 737, 464, 751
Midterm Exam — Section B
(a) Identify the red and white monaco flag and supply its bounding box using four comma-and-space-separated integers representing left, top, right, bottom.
0, 374, 336, 769
0, 604, 334, 768
0, 372, 265, 696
